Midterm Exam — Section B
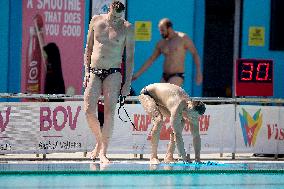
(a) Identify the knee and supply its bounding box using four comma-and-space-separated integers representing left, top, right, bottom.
104, 105, 115, 116
191, 127, 200, 138
151, 119, 162, 135
193, 133, 201, 140
84, 103, 97, 117
151, 127, 160, 136
174, 132, 183, 142
152, 112, 162, 126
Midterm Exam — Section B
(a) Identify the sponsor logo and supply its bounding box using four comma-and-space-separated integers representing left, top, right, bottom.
40, 106, 81, 131
133, 113, 210, 140
267, 124, 284, 141
239, 108, 262, 146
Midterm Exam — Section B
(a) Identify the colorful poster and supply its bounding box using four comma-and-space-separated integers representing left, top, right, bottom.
21, 0, 85, 96
135, 21, 152, 41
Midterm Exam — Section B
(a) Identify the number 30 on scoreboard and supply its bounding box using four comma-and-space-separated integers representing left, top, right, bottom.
235, 59, 273, 96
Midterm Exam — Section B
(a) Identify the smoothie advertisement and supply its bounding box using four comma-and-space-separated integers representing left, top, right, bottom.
21, 0, 85, 96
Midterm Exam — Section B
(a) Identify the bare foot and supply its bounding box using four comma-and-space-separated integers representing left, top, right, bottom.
195, 157, 201, 163
149, 157, 160, 164
89, 143, 101, 160
163, 154, 176, 163
99, 154, 110, 164
164, 157, 177, 163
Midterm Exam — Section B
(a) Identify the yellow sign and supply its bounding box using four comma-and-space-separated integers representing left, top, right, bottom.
135, 21, 152, 41
248, 26, 265, 46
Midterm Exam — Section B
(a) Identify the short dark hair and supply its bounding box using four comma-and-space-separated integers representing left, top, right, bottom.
111, 1, 125, 13
193, 101, 206, 115
165, 20, 173, 28
159, 18, 173, 28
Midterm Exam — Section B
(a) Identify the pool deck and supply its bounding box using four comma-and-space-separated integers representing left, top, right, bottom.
0, 152, 283, 162
1, 153, 284, 174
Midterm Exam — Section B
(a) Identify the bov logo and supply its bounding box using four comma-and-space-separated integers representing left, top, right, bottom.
0, 107, 11, 132
239, 108, 262, 147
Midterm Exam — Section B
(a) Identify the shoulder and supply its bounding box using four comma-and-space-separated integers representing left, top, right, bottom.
90, 14, 105, 22
89, 14, 104, 26
124, 20, 133, 29
177, 32, 194, 47
124, 20, 134, 34
156, 39, 165, 48
123, 20, 132, 26
176, 31, 190, 40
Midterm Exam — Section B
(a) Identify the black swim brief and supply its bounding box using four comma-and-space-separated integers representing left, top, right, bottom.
140, 87, 155, 99
90, 68, 121, 81
162, 72, 185, 82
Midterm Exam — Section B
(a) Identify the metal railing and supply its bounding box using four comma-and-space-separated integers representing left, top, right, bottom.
0, 93, 284, 104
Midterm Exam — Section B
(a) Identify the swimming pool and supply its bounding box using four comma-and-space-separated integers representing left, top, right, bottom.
0, 161, 283, 189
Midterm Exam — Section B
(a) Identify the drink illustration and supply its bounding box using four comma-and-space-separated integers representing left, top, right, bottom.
25, 14, 45, 95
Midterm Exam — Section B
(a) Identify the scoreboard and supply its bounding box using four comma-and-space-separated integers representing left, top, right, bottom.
235, 59, 273, 96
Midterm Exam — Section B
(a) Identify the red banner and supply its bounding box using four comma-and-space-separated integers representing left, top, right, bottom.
21, 0, 85, 95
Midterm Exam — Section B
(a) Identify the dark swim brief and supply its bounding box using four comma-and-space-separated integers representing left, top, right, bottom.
162, 72, 185, 82
90, 68, 121, 81
140, 87, 154, 99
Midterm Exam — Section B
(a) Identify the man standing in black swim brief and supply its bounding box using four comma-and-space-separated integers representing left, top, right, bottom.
132, 18, 202, 87
83, 1, 135, 163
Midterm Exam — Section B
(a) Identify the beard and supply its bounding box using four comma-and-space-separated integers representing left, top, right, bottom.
161, 33, 168, 39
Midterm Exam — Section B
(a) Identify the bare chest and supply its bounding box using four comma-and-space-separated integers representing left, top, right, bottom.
160, 38, 185, 55
93, 20, 125, 45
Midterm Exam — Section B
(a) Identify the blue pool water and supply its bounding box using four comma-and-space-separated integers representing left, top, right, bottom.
0, 161, 283, 189
0, 174, 283, 189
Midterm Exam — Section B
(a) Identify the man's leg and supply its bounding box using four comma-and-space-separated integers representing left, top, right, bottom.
138, 94, 163, 164
190, 116, 201, 162
100, 72, 122, 163
170, 102, 187, 161
84, 75, 103, 159
164, 131, 176, 163
167, 76, 184, 87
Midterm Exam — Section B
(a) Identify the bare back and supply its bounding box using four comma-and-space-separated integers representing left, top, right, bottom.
158, 32, 187, 73
146, 83, 190, 109
89, 15, 130, 69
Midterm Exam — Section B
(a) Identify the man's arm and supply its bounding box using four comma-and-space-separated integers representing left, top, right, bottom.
132, 42, 161, 81
121, 22, 135, 96
184, 35, 203, 85
83, 17, 95, 88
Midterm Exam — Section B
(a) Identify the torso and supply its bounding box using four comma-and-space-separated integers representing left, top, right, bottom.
146, 83, 190, 109
159, 32, 187, 74
90, 14, 129, 69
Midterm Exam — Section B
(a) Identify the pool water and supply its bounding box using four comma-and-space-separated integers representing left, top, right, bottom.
1, 174, 283, 189
0, 161, 283, 189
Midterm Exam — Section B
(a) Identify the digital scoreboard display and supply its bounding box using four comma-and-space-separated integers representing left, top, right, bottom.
235, 59, 273, 96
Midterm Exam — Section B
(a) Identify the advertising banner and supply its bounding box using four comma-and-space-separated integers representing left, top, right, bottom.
21, 0, 86, 96
235, 105, 280, 153
1, 102, 283, 155
0, 102, 90, 154
115, 104, 235, 154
